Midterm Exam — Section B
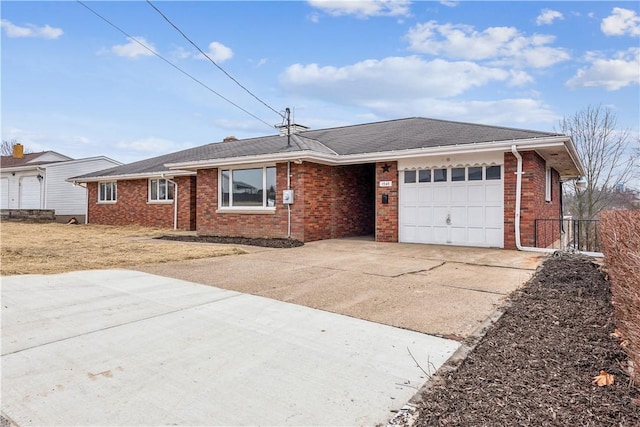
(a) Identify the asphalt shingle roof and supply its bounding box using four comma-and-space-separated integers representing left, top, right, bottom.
75, 117, 562, 179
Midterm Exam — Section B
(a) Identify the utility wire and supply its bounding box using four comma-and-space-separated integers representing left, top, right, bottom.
76, 0, 275, 130
146, 0, 284, 120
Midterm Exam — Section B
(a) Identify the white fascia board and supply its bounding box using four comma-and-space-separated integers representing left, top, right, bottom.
68, 169, 196, 183
0, 165, 41, 173
164, 136, 574, 169
43, 156, 123, 169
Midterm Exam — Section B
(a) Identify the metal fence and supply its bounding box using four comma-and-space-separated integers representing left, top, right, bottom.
534, 217, 602, 253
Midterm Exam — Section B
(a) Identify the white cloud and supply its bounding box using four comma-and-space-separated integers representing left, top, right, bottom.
439, 1, 458, 7
536, 9, 564, 26
406, 20, 570, 68
197, 41, 233, 62
601, 7, 640, 36
566, 48, 640, 91
307, 0, 411, 18
0, 19, 63, 39
111, 37, 155, 58
281, 56, 529, 103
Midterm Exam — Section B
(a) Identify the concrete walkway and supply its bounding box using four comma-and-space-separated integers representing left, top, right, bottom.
2, 270, 459, 426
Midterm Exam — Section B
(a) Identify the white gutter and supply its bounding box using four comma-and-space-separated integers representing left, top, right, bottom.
165, 136, 573, 171
161, 174, 178, 230
69, 170, 196, 184
510, 145, 602, 257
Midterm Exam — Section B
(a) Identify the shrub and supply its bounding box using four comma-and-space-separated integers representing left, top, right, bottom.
600, 210, 640, 387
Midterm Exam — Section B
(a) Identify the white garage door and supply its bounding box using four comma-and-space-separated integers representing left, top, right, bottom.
19, 176, 42, 209
1, 178, 9, 209
399, 165, 503, 248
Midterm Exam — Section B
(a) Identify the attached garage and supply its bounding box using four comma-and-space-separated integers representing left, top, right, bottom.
398, 153, 504, 248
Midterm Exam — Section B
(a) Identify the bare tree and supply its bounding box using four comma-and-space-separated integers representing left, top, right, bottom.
1, 139, 33, 157
1, 139, 17, 156
560, 105, 637, 219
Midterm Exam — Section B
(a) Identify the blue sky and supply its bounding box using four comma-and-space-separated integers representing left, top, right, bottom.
2, 1, 639, 164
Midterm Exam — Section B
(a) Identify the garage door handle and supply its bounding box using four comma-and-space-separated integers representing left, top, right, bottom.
446, 214, 451, 225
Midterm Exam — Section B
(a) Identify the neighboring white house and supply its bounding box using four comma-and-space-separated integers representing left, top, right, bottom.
1, 145, 121, 222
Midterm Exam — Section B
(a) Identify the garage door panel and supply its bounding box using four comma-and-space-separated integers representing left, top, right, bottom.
416, 226, 432, 242
451, 227, 467, 244
433, 187, 448, 203
400, 225, 416, 243
433, 226, 448, 243
402, 206, 417, 225
468, 185, 484, 202
433, 207, 448, 225
468, 228, 485, 245
418, 187, 433, 203
486, 228, 503, 247
485, 206, 503, 226
417, 207, 432, 226
485, 185, 502, 202
467, 206, 484, 226
450, 186, 467, 203
404, 187, 419, 203
450, 206, 467, 224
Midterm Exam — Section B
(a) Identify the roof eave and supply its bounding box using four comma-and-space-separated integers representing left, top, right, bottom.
69, 169, 196, 183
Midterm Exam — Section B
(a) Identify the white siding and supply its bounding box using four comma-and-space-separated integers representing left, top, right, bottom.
43, 158, 120, 215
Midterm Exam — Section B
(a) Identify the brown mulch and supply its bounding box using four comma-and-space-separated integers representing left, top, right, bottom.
414, 253, 640, 426
157, 234, 304, 248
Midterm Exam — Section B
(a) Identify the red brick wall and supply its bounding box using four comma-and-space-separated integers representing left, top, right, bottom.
196, 162, 375, 242
504, 151, 562, 249
375, 161, 398, 242
87, 176, 195, 230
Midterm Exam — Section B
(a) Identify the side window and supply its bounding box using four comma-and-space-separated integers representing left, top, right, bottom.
98, 182, 117, 202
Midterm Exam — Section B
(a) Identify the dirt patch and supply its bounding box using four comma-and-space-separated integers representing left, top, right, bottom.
412, 253, 640, 426
157, 234, 304, 248
0, 223, 245, 275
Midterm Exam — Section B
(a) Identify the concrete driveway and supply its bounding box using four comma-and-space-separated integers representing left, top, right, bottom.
139, 238, 544, 339
2, 270, 458, 426
2, 239, 543, 426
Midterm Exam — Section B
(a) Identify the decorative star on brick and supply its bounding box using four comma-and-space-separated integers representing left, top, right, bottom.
381, 163, 391, 172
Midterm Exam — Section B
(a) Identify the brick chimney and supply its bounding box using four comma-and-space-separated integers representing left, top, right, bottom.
12, 143, 24, 158
222, 136, 238, 143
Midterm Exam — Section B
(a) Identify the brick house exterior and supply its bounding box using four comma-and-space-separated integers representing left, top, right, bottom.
196, 163, 375, 242
73, 118, 583, 250
87, 175, 196, 230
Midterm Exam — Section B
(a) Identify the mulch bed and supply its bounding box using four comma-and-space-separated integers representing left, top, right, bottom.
157, 235, 304, 248
414, 253, 640, 426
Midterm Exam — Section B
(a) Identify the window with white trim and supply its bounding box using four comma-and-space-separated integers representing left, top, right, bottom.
98, 182, 117, 202
220, 166, 276, 208
149, 179, 174, 202
545, 165, 552, 202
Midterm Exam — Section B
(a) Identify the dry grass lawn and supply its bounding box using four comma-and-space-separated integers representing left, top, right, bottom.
1, 222, 246, 275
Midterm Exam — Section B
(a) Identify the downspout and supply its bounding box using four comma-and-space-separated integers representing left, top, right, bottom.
162, 175, 178, 230
511, 146, 556, 254
287, 162, 291, 238
72, 181, 89, 224
511, 146, 603, 257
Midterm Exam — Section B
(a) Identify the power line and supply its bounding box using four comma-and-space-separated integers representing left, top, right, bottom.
76, 0, 275, 130
146, 0, 284, 120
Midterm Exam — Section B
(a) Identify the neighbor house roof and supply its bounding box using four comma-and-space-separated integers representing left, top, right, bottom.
1, 151, 73, 169
73, 117, 584, 182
